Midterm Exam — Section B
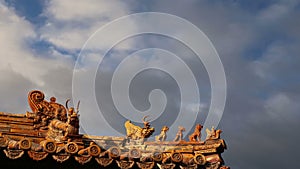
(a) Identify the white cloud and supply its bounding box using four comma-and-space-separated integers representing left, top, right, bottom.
0, 2, 74, 112
44, 0, 129, 22
40, 0, 136, 51
257, 0, 298, 22
0, 2, 41, 84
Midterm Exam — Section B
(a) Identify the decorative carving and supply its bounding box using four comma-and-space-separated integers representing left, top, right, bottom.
28, 151, 48, 161
140, 156, 153, 163
155, 126, 169, 141
65, 142, 79, 154
137, 161, 155, 169
171, 152, 183, 163
129, 148, 141, 159
47, 114, 80, 141
173, 126, 185, 142
28, 90, 49, 114
124, 116, 155, 140
206, 127, 222, 140
50, 97, 67, 122
19, 138, 31, 150
40, 140, 57, 153
189, 124, 203, 142
95, 157, 114, 167
194, 153, 206, 165
53, 153, 71, 163
27, 90, 67, 129
88, 144, 101, 156
152, 151, 163, 162
157, 163, 176, 169
116, 160, 135, 169
108, 146, 121, 159
45, 99, 80, 142
3, 149, 24, 159
74, 155, 92, 164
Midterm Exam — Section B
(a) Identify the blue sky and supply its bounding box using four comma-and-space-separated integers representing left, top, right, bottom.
1, 0, 300, 168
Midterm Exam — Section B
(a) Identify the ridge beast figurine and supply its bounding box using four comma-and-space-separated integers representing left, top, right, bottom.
124, 115, 155, 140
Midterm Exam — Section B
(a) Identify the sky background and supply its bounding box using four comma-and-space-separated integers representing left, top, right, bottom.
1, 0, 300, 168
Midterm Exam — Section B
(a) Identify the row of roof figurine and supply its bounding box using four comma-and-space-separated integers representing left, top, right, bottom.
155, 124, 222, 142
27, 90, 222, 143
124, 115, 222, 142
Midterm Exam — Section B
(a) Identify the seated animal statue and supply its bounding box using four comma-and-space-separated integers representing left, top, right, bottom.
124, 116, 155, 140
49, 97, 67, 122
173, 126, 185, 142
155, 126, 169, 141
206, 126, 222, 140
189, 124, 203, 142
47, 100, 80, 141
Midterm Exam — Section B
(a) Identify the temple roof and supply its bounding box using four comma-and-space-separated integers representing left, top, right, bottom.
0, 90, 229, 169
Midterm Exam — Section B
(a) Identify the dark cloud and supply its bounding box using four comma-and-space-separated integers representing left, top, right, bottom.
1, 1, 300, 168
141, 0, 300, 168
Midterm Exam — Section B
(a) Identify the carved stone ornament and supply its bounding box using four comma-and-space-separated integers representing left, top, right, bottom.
28, 151, 48, 161
3, 149, 24, 159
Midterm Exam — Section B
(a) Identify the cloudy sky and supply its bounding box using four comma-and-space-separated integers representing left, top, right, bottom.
1, 0, 300, 168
